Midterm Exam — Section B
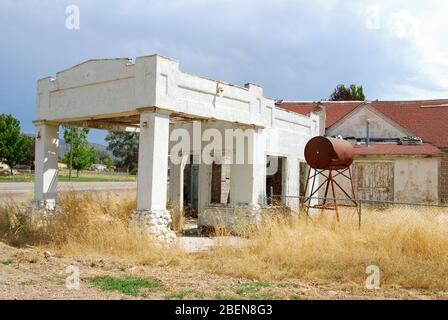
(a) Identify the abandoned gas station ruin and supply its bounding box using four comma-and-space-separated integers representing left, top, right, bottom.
33, 54, 322, 240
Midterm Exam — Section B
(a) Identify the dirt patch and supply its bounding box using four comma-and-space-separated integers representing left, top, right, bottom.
0, 241, 446, 300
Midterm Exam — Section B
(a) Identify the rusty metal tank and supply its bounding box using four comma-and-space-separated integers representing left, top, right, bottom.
304, 136, 354, 170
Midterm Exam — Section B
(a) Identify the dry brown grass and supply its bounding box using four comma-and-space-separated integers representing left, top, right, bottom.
167, 204, 185, 234
0, 201, 41, 246
196, 207, 448, 290
1, 194, 448, 290
0, 192, 185, 266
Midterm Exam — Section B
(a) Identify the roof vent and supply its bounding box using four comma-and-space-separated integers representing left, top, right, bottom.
399, 136, 422, 145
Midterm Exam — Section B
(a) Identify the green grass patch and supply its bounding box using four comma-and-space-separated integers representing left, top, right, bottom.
215, 294, 242, 300
58, 176, 134, 182
165, 290, 198, 300
0, 173, 135, 183
0, 175, 33, 182
2, 258, 13, 266
250, 292, 278, 300
235, 281, 271, 295
89, 276, 164, 297
233, 281, 277, 300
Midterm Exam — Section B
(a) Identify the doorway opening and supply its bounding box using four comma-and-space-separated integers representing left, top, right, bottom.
183, 155, 199, 217
210, 162, 231, 205
266, 156, 285, 205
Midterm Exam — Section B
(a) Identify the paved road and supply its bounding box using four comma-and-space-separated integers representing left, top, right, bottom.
0, 182, 136, 201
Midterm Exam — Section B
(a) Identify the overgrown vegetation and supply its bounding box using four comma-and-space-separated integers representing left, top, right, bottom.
168, 204, 185, 234
1, 194, 448, 290
200, 208, 448, 289
0, 192, 184, 265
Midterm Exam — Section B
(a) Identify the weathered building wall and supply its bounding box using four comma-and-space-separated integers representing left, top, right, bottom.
439, 149, 448, 204
325, 104, 441, 205
327, 106, 411, 139
394, 157, 439, 203
332, 156, 440, 204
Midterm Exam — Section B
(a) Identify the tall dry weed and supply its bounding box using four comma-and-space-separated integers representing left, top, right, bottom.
167, 204, 185, 234
195, 207, 448, 289
2, 194, 448, 289
0, 192, 184, 266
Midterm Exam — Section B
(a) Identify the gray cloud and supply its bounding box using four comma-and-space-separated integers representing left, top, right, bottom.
0, 0, 446, 143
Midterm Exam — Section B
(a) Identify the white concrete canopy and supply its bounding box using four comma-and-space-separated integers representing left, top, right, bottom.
34, 54, 322, 232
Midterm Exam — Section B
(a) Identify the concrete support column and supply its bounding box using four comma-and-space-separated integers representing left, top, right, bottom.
34, 123, 59, 210
284, 158, 299, 210
136, 111, 170, 211
198, 162, 211, 214
169, 154, 188, 210
132, 111, 175, 242
229, 129, 266, 208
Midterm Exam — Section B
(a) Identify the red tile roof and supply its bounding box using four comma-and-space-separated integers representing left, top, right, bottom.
353, 143, 443, 156
371, 101, 448, 148
278, 100, 448, 147
279, 101, 362, 127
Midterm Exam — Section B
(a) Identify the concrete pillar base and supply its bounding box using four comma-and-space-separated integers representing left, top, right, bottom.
34, 199, 57, 211
25, 201, 59, 227
198, 204, 262, 234
130, 209, 176, 242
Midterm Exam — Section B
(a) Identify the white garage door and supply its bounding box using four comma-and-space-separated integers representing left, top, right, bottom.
355, 162, 394, 202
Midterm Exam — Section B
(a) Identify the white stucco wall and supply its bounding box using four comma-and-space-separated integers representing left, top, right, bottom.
393, 157, 439, 203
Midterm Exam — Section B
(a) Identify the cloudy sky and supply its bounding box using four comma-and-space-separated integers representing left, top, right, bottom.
1, 0, 447, 143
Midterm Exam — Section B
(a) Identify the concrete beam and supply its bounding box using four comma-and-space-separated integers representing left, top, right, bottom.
64, 120, 140, 132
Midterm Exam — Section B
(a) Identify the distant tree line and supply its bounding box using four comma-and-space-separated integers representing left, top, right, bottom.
0, 114, 120, 177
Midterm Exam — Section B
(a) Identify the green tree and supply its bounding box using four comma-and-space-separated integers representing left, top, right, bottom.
25, 135, 35, 169
104, 156, 114, 169
0, 114, 32, 175
329, 84, 365, 101
105, 132, 139, 172
96, 148, 114, 168
63, 127, 98, 177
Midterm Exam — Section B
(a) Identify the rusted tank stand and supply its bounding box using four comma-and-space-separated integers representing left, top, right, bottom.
300, 136, 361, 227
